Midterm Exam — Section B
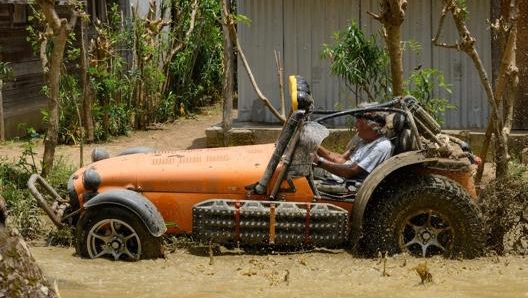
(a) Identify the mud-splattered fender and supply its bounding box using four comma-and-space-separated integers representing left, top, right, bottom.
349, 150, 471, 245
83, 189, 167, 237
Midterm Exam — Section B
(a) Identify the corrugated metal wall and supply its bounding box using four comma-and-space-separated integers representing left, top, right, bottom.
237, 0, 491, 129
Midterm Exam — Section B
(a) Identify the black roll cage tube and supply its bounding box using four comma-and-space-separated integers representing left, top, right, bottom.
311, 97, 424, 150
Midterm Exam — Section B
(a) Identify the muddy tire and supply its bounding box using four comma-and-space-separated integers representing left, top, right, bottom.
364, 174, 484, 258
76, 207, 162, 261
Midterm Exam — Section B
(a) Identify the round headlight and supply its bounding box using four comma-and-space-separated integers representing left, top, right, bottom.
289, 75, 314, 112
83, 168, 102, 192
91, 147, 110, 162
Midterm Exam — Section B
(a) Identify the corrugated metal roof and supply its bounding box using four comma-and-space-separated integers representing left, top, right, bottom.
237, 0, 491, 129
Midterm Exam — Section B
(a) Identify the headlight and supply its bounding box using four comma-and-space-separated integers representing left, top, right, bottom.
91, 147, 110, 162
82, 168, 102, 192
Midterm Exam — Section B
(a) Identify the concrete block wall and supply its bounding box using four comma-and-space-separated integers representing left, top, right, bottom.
206, 126, 528, 163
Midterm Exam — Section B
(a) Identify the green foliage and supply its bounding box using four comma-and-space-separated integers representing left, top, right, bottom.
0, 142, 73, 239
0, 61, 14, 80
322, 21, 455, 123
321, 20, 390, 102
25, 4, 86, 144
455, 0, 469, 20
404, 68, 455, 125
24, 1, 224, 144
58, 73, 82, 144
478, 162, 528, 254
168, 0, 223, 114
506, 161, 528, 179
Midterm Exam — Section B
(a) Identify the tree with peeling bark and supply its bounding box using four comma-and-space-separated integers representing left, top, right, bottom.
368, 0, 408, 97
220, 0, 235, 145
35, 0, 79, 177
433, 0, 518, 181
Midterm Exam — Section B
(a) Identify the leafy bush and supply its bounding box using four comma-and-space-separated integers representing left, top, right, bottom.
0, 142, 73, 239
26, 1, 224, 144
321, 20, 455, 122
404, 67, 455, 125
321, 20, 390, 103
479, 163, 528, 255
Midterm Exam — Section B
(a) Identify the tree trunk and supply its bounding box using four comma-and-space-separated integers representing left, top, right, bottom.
41, 25, 67, 177
81, 17, 95, 143
0, 79, 4, 141
494, 0, 519, 178
512, 0, 528, 129
0, 195, 58, 298
221, 0, 235, 146
385, 22, 404, 97
368, 0, 407, 97
37, 1, 77, 177
433, 0, 518, 182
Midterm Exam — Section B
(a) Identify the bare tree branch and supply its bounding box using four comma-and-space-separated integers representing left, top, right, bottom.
221, 2, 286, 123
433, 0, 518, 182
274, 50, 285, 119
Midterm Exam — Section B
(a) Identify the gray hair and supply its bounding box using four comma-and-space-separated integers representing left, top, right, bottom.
365, 119, 385, 135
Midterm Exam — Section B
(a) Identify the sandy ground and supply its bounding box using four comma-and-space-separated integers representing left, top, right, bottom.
0, 107, 222, 167
2, 107, 528, 298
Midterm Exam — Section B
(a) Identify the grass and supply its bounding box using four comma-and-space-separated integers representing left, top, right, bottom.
0, 140, 74, 241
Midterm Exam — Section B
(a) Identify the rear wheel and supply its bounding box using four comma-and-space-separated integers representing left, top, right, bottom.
76, 207, 162, 260
364, 174, 483, 258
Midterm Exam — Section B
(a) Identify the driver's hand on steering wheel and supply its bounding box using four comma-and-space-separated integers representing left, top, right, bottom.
311, 153, 324, 167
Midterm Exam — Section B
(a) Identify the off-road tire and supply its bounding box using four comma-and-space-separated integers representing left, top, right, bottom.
364, 174, 483, 258
76, 207, 162, 260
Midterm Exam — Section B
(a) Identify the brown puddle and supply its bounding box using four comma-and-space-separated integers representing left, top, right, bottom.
31, 245, 528, 298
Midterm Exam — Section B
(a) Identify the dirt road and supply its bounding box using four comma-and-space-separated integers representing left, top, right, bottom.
2, 107, 527, 298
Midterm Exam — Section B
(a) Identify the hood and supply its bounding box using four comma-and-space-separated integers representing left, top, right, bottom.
73, 144, 275, 195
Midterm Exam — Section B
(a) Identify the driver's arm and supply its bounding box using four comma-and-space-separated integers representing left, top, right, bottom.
315, 157, 365, 178
316, 146, 351, 164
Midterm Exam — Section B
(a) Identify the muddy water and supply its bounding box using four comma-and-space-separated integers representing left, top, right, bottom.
30, 245, 527, 298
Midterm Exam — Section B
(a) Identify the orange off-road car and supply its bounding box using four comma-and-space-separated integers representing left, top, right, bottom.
29, 76, 484, 261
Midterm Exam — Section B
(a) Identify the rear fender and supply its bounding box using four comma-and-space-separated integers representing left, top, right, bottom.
83, 189, 167, 237
350, 151, 472, 244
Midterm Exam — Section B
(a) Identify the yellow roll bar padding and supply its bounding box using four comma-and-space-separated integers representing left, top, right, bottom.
289, 75, 298, 111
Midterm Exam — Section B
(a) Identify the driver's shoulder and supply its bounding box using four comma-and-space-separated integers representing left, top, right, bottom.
378, 136, 392, 148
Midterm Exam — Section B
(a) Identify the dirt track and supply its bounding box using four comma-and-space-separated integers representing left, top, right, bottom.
2, 107, 528, 298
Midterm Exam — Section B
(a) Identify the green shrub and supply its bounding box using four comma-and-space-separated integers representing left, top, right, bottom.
478, 163, 528, 255
0, 143, 73, 240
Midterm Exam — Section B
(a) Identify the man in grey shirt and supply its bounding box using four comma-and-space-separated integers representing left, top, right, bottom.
314, 112, 392, 193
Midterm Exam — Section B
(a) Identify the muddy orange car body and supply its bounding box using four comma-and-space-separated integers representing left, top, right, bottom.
29, 77, 484, 261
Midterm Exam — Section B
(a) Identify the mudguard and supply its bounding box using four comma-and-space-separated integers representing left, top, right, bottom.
83, 189, 167, 237
349, 150, 472, 245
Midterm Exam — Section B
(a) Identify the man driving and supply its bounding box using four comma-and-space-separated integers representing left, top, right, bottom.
313, 111, 392, 193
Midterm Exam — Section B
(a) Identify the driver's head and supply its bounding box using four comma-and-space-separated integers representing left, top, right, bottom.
356, 112, 386, 137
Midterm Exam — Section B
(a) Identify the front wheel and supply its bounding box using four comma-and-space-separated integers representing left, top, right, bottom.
76, 207, 162, 261
364, 174, 484, 258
